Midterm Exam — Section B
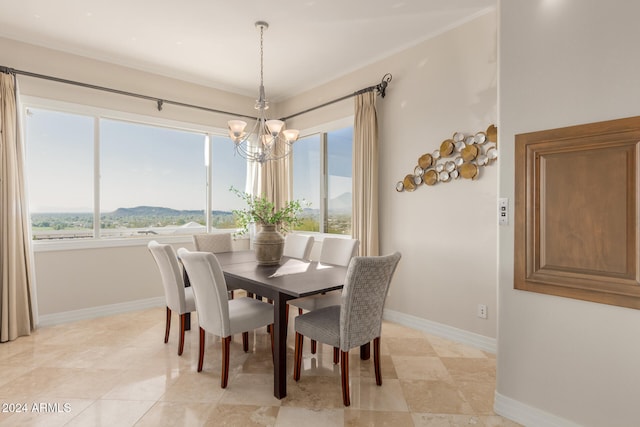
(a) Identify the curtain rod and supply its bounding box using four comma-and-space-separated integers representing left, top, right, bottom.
0, 66, 391, 122
279, 73, 392, 121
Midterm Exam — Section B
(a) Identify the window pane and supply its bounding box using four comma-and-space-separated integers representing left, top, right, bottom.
25, 108, 94, 240
293, 134, 321, 232
100, 119, 206, 237
327, 127, 352, 235
211, 134, 247, 229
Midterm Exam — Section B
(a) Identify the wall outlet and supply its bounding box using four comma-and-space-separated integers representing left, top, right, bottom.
477, 304, 488, 319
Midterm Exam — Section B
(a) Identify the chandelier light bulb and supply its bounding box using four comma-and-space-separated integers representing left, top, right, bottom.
266, 119, 284, 137
227, 21, 299, 163
282, 129, 299, 142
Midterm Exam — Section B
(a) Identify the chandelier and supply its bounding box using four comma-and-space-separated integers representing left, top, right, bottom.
228, 21, 299, 163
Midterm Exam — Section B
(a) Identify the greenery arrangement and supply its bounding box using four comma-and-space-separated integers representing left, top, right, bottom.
230, 187, 307, 235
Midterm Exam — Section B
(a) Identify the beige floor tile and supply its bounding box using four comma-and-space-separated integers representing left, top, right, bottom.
411, 412, 483, 426
219, 373, 283, 407
349, 378, 409, 411
282, 375, 345, 409
392, 355, 453, 381
159, 370, 225, 403
345, 409, 414, 427
205, 404, 279, 427
135, 401, 215, 427
384, 336, 438, 357
40, 368, 125, 399
64, 399, 156, 427
101, 368, 180, 401
0, 367, 75, 399
0, 309, 523, 426
427, 335, 488, 358
400, 379, 475, 414
275, 406, 343, 427
441, 357, 496, 383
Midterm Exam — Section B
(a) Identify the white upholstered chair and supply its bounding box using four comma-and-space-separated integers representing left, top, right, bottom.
192, 232, 233, 253
193, 232, 235, 298
147, 241, 196, 356
282, 233, 314, 260
290, 238, 359, 313
288, 237, 359, 352
293, 252, 401, 406
177, 248, 274, 388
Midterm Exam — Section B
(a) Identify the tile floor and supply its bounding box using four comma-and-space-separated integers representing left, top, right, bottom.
0, 306, 521, 426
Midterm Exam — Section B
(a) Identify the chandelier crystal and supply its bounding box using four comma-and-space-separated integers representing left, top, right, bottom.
228, 21, 299, 163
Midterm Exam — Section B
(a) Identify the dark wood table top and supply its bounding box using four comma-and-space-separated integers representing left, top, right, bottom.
215, 250, 347, 299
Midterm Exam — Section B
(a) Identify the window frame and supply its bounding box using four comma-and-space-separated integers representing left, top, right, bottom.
293, 117, 353, 235
22, 96, 241, 250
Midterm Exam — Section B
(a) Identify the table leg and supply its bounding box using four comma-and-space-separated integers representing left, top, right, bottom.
273, 293, 288, 399
360, 342, 370, 360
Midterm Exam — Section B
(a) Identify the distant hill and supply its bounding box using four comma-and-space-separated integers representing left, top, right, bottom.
329, 192, 352, 212
108, 206, 230, 216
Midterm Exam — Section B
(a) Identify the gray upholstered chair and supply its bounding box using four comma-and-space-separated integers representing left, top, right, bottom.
293, 252, 400, 406
192, 232, 233, 253
147, 241, 196, 356
289, 237, 359, 352
282, 233, 314, 260
293, 252, 401, 406
177, 248, 274, 388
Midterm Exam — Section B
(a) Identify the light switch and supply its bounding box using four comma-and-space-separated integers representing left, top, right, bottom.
498, 198, 509, 225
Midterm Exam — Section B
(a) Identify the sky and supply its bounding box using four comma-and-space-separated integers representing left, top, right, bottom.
25, 107, 351, 214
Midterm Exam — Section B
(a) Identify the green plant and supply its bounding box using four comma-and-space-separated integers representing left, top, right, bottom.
230, 187, 307, 235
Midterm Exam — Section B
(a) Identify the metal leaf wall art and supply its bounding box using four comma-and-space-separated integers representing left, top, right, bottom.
396, 124, 498, 192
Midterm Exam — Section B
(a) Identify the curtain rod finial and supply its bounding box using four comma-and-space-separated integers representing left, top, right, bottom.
377, 73, 392, 98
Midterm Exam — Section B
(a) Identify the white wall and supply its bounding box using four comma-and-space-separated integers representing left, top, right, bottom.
497, 1, 640, 426
283, 11, 499, 340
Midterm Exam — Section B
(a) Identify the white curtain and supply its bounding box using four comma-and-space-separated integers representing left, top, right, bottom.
260, 154, 292, 214
352, 91, 379, 256
0, 71, 34, 342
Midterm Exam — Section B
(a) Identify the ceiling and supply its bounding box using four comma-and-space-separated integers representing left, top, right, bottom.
0, 0, 495, 101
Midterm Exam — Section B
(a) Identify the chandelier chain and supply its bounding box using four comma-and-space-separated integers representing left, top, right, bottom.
259, 25, 264, 88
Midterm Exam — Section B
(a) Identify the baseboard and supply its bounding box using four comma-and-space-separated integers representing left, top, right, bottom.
37, 297, 165, 327
382, 308, 496, 354
494, 392, 583, 427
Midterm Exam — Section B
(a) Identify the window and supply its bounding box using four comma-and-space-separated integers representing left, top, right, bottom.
100, 119, 207, 237
327, 127, 353, 235
24, 103, 246, 240
26, 108, 95, 239
210, 134, 248, 229
293, 126, 352, 234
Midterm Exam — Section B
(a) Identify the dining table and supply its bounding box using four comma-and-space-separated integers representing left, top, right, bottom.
212, 250, 368, 399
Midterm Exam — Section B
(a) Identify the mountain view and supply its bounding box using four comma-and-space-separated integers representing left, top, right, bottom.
30, 195, 352, 239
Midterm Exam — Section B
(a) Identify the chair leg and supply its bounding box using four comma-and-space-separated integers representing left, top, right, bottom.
311, 339, 317, 354
242, 331, 249, 352
178, 314, 187, 355
333, 347, 339, 364
221, 336, 231, 388
340, 350, 350, 406
374, 337, 382, 386
197, 327, 205, 372
230, 290, 234, 299
164, 307, 171, 343
298, 307, 303, 315
293, 332, 304, 381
